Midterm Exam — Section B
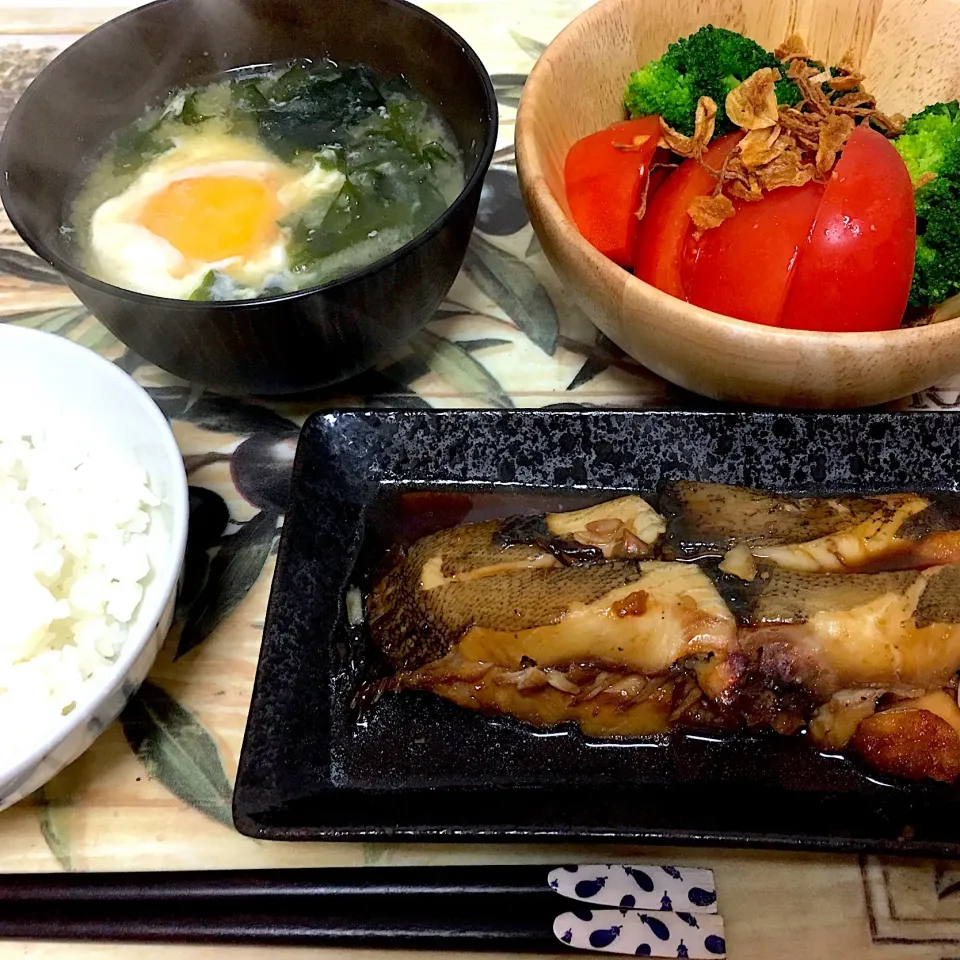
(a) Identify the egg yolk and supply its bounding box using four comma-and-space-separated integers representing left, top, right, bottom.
138, 175, 281, 263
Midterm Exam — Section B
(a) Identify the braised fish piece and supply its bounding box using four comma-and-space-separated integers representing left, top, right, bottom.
734, 565, 960, 698
367, 496, 666, 672
660, 481, 960, 574
368, 554, 739, 701
808, 689, 885, 752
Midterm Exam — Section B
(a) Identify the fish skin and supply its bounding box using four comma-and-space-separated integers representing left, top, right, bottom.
364, 519, 539, 672
914, 565, 960, 626
659, 481, 898, 560
734, 568, 921, 625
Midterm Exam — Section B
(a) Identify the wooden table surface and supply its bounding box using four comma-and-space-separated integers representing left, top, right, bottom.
2, 3, 960, 958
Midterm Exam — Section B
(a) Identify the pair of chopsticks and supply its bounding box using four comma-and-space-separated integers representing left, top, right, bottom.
0, 863, 724, 956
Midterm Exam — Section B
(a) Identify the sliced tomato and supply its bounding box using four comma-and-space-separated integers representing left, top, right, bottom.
682, 180, 825, 327
778, 125, 916, 332
564, 116, 662, 267
632, 132, 742, 298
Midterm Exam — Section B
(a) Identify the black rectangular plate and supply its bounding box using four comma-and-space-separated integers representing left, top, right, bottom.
234, 409, 960, 854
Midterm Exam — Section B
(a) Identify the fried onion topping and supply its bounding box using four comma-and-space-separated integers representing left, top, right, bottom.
725, 67, 780, 129
659, 96, 717, 159
681, 36, 899, 232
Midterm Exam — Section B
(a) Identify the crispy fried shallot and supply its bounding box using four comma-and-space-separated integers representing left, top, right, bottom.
774, 33, 810, 60
659, 96, 717, 159
681, 35, 901, 231
816, 113, 855, 174
739, 124, 788, 168
687, 193, 736, 231
725, 67, 780, 129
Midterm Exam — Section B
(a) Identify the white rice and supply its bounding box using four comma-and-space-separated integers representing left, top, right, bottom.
0, 429, 158, 767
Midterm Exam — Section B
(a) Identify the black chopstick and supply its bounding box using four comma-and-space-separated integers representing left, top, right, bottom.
0, 867, 563, 950
0, 900, 563, 950
0, 864, 551, 901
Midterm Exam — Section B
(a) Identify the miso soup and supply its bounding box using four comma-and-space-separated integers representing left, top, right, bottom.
68, 59, 465, 301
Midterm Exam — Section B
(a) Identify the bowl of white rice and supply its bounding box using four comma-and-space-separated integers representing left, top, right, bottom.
0, 324, 188, 811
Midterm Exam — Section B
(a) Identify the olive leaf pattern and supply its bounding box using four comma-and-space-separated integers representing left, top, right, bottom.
74, 321, 118, 352
344, 366, 433, 408
489, 72, 526, 109
567, 332, 634, 390
120, 680, 233, 827
176, 508, 279, 659
0, 246, 62, 284
36, 781, 73, 871
146, 386, 300, 437
509, 30, 548, 60
476, 167, 530, 235
459, 337, 513, 352
175, 486, 231, 622
409, 329, 514, 408
463, 233, 559, 355
2, 304, 89, 336
568, 354, 609, 392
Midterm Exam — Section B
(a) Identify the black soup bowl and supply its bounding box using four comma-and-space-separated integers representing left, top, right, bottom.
0, 0, 497, 395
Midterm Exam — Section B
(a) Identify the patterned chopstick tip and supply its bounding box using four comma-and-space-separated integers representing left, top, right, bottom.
547, 864, 717, 913
553, 907, 725, 959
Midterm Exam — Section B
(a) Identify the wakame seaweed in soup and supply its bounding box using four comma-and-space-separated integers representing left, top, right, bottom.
68, 60, 465, 301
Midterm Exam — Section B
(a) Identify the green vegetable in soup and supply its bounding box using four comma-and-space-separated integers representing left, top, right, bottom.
111, 115, 172, 174
236, 59, 388, 161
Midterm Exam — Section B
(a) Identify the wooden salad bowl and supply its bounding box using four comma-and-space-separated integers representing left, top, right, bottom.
515, 0, 960, 408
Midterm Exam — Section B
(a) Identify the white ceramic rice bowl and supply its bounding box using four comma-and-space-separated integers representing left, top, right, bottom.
0, 324, 188, 811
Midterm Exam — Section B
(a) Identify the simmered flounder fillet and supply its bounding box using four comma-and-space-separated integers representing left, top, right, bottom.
735, 565, 960, 697
367, 496, 668, 672
366, 496, 741, 724
369, 558, 738, 735
363, 488, 960, 782
660, 481, 960, 575
369, 557, 738, 695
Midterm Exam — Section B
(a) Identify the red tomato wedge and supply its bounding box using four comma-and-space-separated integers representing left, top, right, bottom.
778, 125, 916, 332
682, 180, 825, 327
564, 116, 662, 267
632, 132, 742, 298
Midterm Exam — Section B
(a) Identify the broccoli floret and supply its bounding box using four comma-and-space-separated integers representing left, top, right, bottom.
894, 101, 960, 182
624, 59, 700, 135
892, 102, 960, 308
908, 175, 960, 307
624, 25, 799, 137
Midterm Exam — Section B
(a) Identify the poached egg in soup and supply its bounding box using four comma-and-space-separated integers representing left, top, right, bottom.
86, 133, 344, 299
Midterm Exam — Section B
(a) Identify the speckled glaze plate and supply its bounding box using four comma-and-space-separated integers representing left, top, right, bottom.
234, 409, 960, 853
